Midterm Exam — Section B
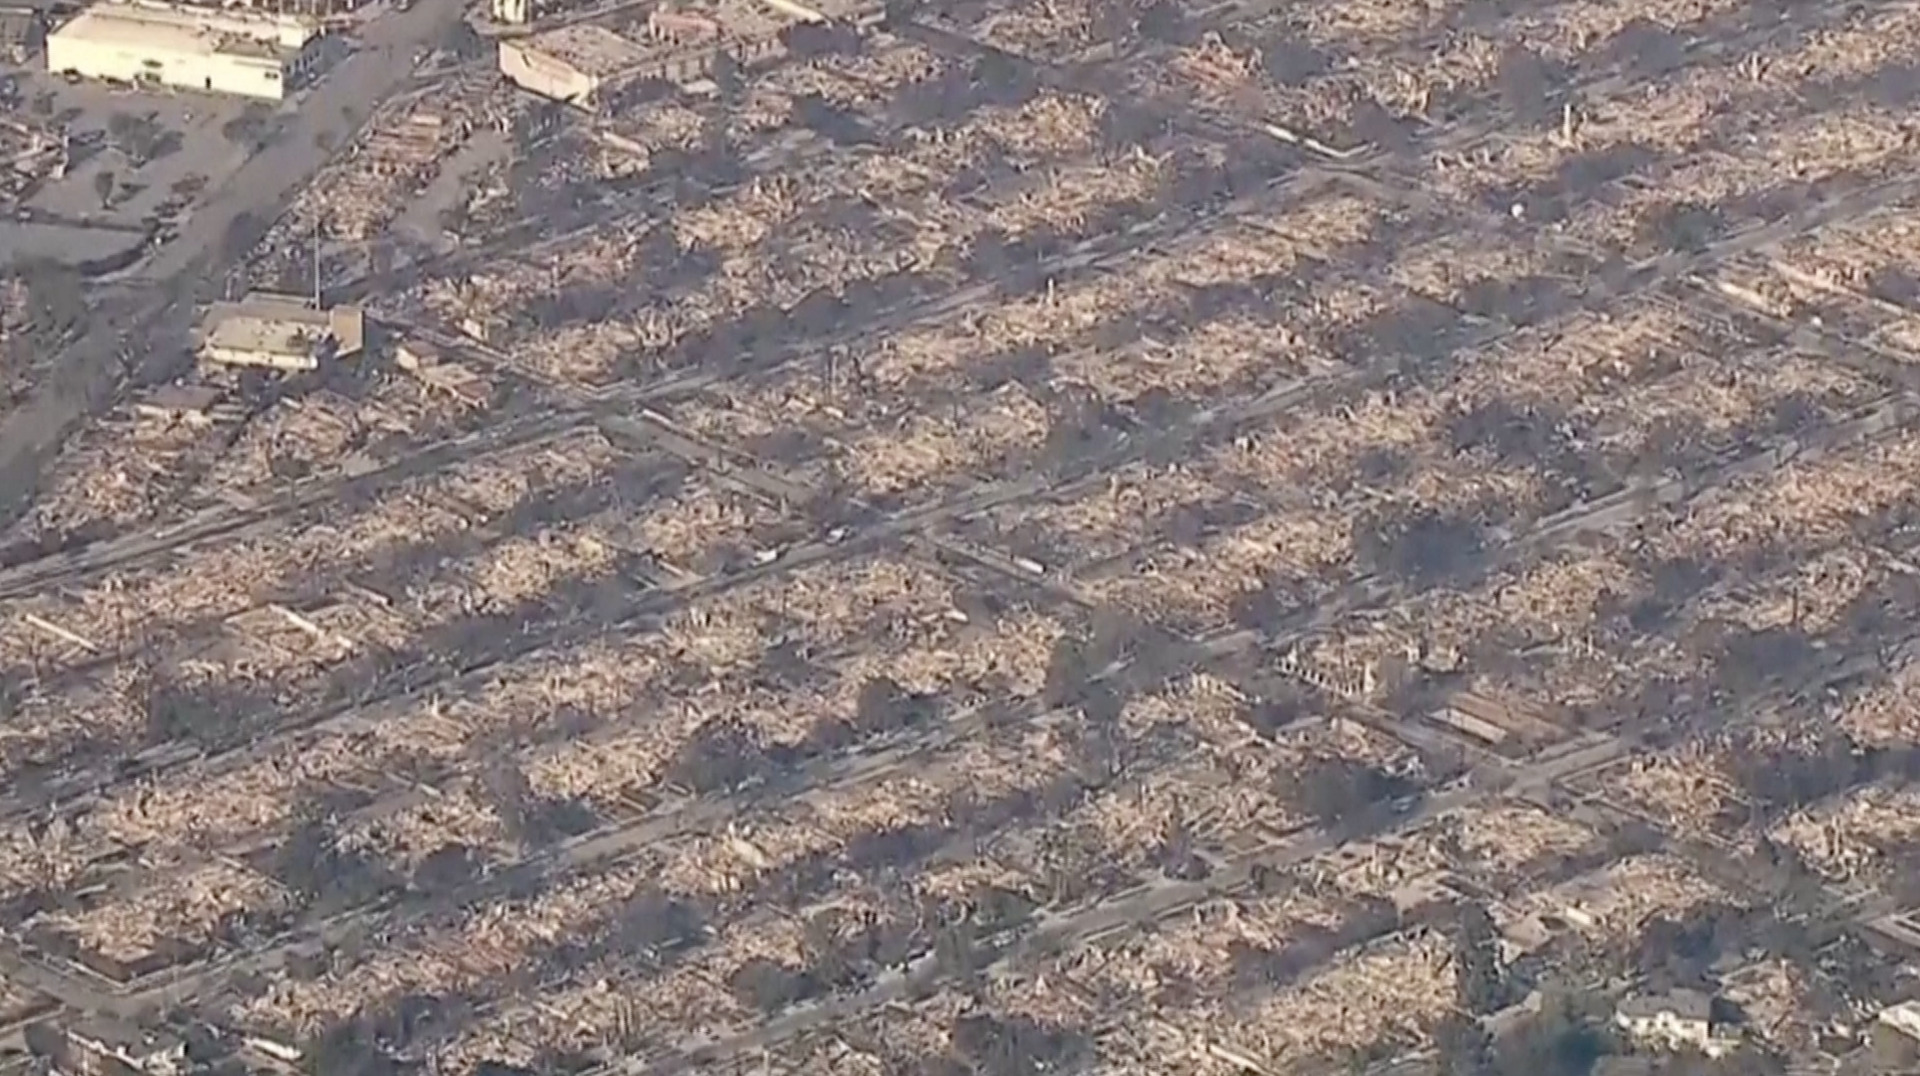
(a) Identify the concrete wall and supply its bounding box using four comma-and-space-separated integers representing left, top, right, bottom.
207, 49, 288, 97
200, 344, 319, 371
46, 32, 290, 99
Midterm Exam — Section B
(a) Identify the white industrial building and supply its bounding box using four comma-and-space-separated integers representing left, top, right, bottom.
47, 1, 320, 100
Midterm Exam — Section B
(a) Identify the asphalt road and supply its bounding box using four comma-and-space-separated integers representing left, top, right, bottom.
0, 0, 476, 533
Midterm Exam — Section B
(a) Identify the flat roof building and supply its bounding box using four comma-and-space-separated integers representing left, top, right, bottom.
498, 4, 796, 109
47, 1, 321, 100
198, 292, 364, 372
497, 24, 655, 106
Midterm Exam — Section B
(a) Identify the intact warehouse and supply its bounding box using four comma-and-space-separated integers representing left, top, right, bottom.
47, 1, 320, 101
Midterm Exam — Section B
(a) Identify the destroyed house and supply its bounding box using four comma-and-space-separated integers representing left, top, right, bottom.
396, 334, 491, 404
501, 98, 561, 143
641, 4, 784, 69
361, 111, 465, 178
27, 1019, 185, 1076
132, 383, 227, 424
1879, 1000, 1920, 1046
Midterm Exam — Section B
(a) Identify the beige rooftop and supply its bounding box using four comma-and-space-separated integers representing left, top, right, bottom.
198, 293, 365, 372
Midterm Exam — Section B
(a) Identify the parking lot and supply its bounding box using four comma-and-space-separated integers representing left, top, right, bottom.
6, 63, 262, 236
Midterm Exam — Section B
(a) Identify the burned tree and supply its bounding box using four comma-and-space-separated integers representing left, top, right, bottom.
951, 1011, 1087, 1076
728, 957, 819, 1014
272, 813, 399, 909
662, 718, 770, 793
480, 762, 598, 847
1355, 506, 1485, 586
9, 258, 85, 338
852, 675, 935, 735
1454, 902, 1509, 1014
605, 886, 706, 954
1282, 757, 1419, 830
304, 1021, 397, 1076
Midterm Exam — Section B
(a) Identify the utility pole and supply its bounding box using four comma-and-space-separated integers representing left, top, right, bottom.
312, 217, 325, 308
